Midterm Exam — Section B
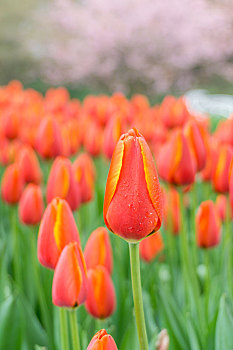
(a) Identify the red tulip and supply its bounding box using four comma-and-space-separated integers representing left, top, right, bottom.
52, 242, 88, 307
73, 153, 96, 204
1, 163, 24, 204
215, 194, 227, 222
83, 122, 103, 157
46, 157, 81, 211
36, 116, 63, 159
86, 329, 118, 350
196, 200, 221, 248
139, 232, 164, 262
184, 120, 207, 171
19, 184, 44, 225
84, 227, 113, 274
37, 198, 80, 269
2, 109, 19, 139
16, 145, 42, 184
163, 187, 180, 235
229, 159, 233, 215
212, 145, 233, 193
85, 265, 116, 319
104, 128, 163, 242
157, 129, 196, 186
103, 115, 123, 159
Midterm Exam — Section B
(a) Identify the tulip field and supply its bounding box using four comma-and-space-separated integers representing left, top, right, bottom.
0, 80, 233, 350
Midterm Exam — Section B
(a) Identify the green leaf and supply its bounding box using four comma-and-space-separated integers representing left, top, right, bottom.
119, 321, 139, 350
215, 294, 233, 350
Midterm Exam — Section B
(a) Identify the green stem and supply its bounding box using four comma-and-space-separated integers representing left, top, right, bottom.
12, 207, 23, 289
225, 196, 232, 297
59, 308, 69, 350
69, 309, 81, 350
129, 243, 149, 350
29, 231, 56, 350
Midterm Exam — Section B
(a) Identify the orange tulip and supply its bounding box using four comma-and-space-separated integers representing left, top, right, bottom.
37, 198, 80, 269
19, 184, 44, 225
229, 159, 233, 215
83, 122, 103, 157
73, 153, 96, 204
215, 194, 227, 222
1, 163, 24, 204
163, 187, 180, 235
16, 145, 42, 184
184, 120, 207, 171
200, 136, 218, 182
212, 145, 233, 193
102, 115, 123, 159
104, 128, 163, 242
86, 329, 118, 350
196, 200, 221, 248
85, 265, 116, 319
161, 96, 189, 129
84, 227, 113, 274
157, 129, 196, 186
36, 116, 63, 159
46, 157, 81, 211
2, 109, 19, 139
139, 232, 164, 262
52, 242, 88, 307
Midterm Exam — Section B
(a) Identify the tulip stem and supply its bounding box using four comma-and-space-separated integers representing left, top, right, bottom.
129, 243, 149, 350
12, 207, 23, 289
59, 308, 69, 350
69, 309, 81, 350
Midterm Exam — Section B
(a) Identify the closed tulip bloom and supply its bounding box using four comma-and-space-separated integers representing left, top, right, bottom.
196, 200, 221, 248
104, 128, 163, 242
73, 153, 96, 204
163, 187, 180, 235
37, 198, 80, 269
139, 232, 164, 263
19, 184, 44, 225
157, 129, 196, 186
212, 145, 233, 193
87, 329, 118, 350
47, 157, 81, 211
83, 122, 103, 157
103, 115, 122, 159
85, 265, 116, 319
36, 116, 63, 159
84, 227, 113, 274
2, 110, 19, 139
16, 145, 42, 184
215, 194, 227, 222
184, 120, 207, 171
52, 242, 88, 307
1, 163, 24, 204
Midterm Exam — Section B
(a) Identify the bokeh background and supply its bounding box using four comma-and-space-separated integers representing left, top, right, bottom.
1, 0, 233, 99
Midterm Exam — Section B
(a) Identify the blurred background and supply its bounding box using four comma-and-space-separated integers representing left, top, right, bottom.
1, 0, 233, 99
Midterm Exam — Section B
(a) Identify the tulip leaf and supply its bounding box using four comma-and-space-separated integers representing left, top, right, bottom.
215, 294, 233, 350
119, 321, 139, 350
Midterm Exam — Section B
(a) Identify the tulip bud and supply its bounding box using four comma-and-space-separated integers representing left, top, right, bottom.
157, 129, 196, 186
19, 184, 44, 225
2, 110, 19, 139
16, 145, 42, 184
86, 329, 118, 350
83, 122, 103, 157
37, 198, 80, 269
73, 153, 96, 204
47, 157, 81, 211
85, 265, 116, 319
163, 187, 180, 235
84, 227, 113, 274
196, 200, 221, 248
184, 120, 207, 171
103, 115, 122, 159
52, 242, 88, 307
139, 232, 164, 263
1, 163, 24, 204
104, 128, 163, 242
36, 116, 63, 159
215, 194, 227, 222
212, 145, 233, 193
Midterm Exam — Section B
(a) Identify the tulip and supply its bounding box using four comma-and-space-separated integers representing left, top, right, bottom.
83, 122, 103, 157
163, 187, 180, 235
16, 145, 42, 184
103, 114, 123, 159
46, 156, 81, 211
157, 129, 196, 186
184, 120, 207, 171
196, 200, 221, 248
230, 159, 233, 214
36, 116, 63, 159
2, 110, 19, 139
1, 163, 24, 204
19, 184, 44, 225
215, 194, 227, 222
161, 96, 189, 129
85, 265, 116, 319
200, 136, 218, 182
84, 227, 113, 274
212, 144, 233, 193
37, 197, 80, 269
139, 232, 164, 262
73, 153, 96, 204
103, 128, 163, 242
86, 329, 118, 350
52, 242, 88, 307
